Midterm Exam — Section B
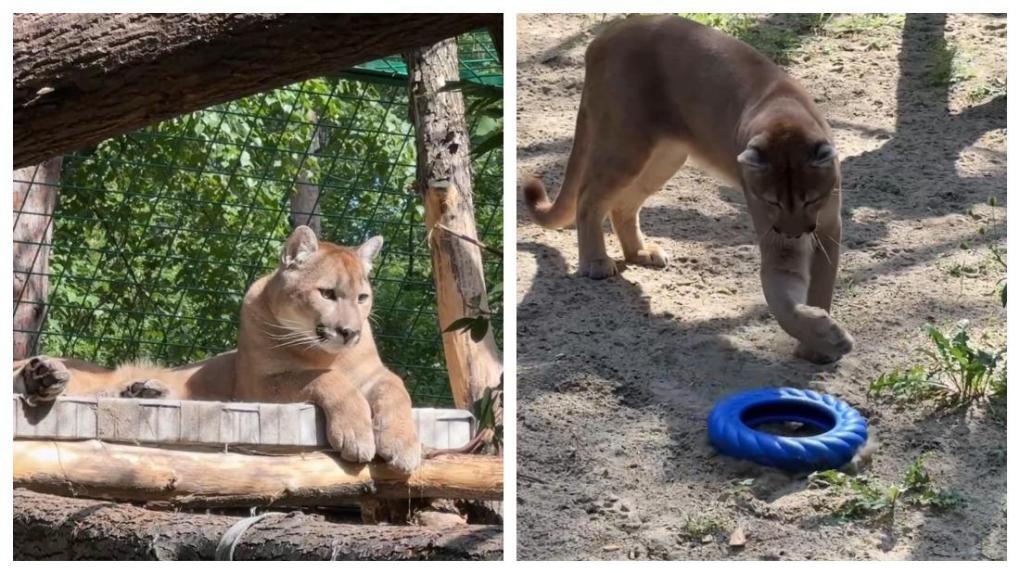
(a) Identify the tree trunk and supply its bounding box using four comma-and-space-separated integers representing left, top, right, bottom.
14, 489, 502, 560
290, 113, 325, 235
14, 440, 502, 508
488, 24, 504, 62
14, 13, 499, 168
406, 40, 503, 410
13, 158, 61, 359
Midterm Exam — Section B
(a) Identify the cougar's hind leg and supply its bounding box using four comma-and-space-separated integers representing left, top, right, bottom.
611, 143, 688, 268
576, 131, 654, 279
576, 187, 619, 279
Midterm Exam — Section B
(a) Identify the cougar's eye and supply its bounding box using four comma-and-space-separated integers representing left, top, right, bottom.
319, 288, 337, 301
357, 293, 370, 304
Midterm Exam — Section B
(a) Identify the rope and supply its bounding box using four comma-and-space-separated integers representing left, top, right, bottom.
215, 512, 280, 560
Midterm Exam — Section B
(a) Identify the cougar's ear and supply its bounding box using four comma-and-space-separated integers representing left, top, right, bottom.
737, 146, 767, 170
811, 142, 838, 166
737, 135, 768, 170
281, 225, 318, 268
356, 235, 384, 273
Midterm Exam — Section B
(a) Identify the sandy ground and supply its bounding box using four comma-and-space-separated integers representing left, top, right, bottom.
516, 14, 1006, 560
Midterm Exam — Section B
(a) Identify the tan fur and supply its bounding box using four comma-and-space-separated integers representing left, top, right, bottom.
13, 227, 421, 471
523, 15, 853, 363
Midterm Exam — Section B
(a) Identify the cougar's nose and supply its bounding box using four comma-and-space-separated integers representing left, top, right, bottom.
337, 327, 360, 344
315, 325, 360, 344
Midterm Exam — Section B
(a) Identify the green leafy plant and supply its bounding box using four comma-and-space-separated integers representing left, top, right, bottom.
471, 376, 503, 452
928, 36, 974, 87
443, 282, 503, 343
811, 456, 963, 523
869, 322, 1006, 408
680, 514, 727, 539
990, 244, 1006, 307
900, 456, 965, 510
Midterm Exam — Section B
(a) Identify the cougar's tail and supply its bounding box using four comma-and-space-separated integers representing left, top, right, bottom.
522, 105, 590, 229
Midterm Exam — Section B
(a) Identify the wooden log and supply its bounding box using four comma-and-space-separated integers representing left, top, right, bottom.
291, 112, 325, 236
14, 489, 503, 560
13, 158, 61, 359
14, 440, 502, 507
407, 40, 503, 410
14, 13, 499, 168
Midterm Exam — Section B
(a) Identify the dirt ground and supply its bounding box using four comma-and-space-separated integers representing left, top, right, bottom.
516, 14, 1006, 560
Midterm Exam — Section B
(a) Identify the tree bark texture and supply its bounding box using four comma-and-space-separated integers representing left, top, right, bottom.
13, 158, 62, 359
14, 489, 503, 560
14, 13, 499, 168
14, 440, 502, 508
291, 113, 325, 236
407, 40, 503, 410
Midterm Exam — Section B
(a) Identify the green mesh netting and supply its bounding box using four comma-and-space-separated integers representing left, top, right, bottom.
13, 31, 502, 406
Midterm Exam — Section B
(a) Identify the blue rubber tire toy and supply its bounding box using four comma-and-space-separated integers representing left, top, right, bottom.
708, 387, 868, 473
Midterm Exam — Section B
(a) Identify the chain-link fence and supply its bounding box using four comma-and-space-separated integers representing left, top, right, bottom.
12, 31, 502, 407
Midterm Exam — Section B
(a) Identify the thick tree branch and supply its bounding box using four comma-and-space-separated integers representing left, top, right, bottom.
14, 489, 502, 560
14, 13, 499, 167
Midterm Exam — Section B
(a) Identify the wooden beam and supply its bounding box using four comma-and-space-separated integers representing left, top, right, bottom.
14, 489, 503, 560
407, 40, 503, 409
14, 13, 500, 168
14, 440, 502, 507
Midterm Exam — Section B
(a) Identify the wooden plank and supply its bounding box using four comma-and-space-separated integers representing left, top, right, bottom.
13, 395, 473, 451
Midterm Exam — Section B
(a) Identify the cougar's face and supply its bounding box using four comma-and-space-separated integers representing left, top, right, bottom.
272, 226, 384, 353
738, 134, 839, 239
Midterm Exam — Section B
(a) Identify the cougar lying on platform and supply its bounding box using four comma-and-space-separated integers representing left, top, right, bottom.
523, 15, 853, 363
14, 226, 421, 471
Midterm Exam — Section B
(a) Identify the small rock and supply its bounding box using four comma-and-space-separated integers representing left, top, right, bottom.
729, 527, 747, 548
602, 544, 622, 552
701, 534, 714, 544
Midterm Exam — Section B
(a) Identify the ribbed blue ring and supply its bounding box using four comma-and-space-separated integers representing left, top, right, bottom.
708, 387, 868, 472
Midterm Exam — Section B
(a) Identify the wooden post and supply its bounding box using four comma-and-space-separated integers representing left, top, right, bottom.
291, 113, 325, 235
406, 40, 502, 410
13, 157, 61, 359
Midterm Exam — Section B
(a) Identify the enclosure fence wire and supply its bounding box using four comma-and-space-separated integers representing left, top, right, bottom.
12, 31, 503, 407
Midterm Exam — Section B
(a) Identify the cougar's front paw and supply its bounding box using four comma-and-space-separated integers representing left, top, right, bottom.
326, 412, 376, 464
18, 356, 70, 403
374, 414, 422, 473
580, 257, 618, 280
121, 379, 169, 399
794, 305, 854, 364
626, 244, 669, 268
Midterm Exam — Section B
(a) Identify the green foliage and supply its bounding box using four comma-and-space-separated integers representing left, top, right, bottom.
928, 36, 973, 87
900, 456, 966, 510
30, 35, 502, 407
811, 456, 963, 523
472, 376, 503, 451
990, 244, 1006, 307
680, 13, 807, 64
680, 514, 726, 539
868, 322, 1006, 408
